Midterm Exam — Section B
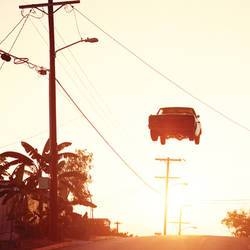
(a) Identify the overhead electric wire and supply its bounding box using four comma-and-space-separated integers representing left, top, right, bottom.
0, 14, 29, 46
0, 11, 31, 71
56, 78, 160, 194
73, 8, 250, 134
30, 13, 119, 129
54, 31, 113, 122
72, 6, 83, 38
4, 5, 249, 196
7, 11, 31, 53
0, 14, 157, 195
53, 8, 120, 128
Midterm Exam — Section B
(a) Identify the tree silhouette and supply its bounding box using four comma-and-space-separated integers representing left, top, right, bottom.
0, 140, 95, 238
58, 149, 95, 207
222, 209, 250, 237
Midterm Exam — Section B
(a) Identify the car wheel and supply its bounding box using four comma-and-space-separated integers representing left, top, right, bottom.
160, 136, 166, 145
150, 130, 158, 141
194, 136, 200, 145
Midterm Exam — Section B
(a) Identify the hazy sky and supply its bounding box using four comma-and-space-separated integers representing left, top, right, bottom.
1, 0, 250, 236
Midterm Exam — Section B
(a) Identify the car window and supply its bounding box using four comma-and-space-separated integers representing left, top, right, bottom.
158, 107, 196, 115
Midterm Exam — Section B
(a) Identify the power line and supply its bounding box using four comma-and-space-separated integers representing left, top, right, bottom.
29, 11, 121, 132
0, 14, 29, 46
73, 8, 250, 134
0, 19, 158, 194
44, 13, 150, 166
72, 6, 83, 38
0, 11, 31, 71
3, 7, 249, 196
8, 10, 31, 53
56, 78, 159, 194
0, 50, 156, 193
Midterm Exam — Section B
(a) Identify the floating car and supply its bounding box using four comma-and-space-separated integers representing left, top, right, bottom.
148, 107, 202, 145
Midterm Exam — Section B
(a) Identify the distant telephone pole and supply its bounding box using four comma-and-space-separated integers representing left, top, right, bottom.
114, 221, 122, 234
169, 205, 190, 236
155, 157, 184, 236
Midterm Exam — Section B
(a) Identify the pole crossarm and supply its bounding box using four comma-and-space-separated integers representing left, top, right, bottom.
19, 0, 80, 9
114, 221, 122, 233
155, 176, 180, 179
169, 221, 190, 224
155, 157, 184, 162
19, 0, 80, 14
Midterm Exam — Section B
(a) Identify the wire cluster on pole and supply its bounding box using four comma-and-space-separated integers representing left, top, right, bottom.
0, 48, 48, 75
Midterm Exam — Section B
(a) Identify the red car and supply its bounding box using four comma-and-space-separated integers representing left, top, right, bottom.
148, 107, 202, 145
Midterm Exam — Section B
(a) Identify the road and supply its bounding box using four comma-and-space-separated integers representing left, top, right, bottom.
60, 235, 250, 250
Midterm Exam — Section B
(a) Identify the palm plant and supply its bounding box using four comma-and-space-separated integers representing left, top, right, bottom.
0, 139, 95, 238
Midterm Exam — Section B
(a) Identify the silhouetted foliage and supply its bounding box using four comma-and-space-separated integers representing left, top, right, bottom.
0, 156, 10, 180
222, 209, 250, 237
0, 140, 95, 239
58, 149, 95, 208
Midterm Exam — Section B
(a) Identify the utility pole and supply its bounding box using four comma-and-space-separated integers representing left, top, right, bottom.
155, 157, 183, 236
114, 221, 122, 234
19, 0, 80, 241
178, 206, 185, 236
169, 214, 190, 236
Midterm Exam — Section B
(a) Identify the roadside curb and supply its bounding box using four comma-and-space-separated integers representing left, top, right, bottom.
26, 236, 116, 249
33, 240, 83, 250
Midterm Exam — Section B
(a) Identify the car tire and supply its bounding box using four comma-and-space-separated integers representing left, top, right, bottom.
160, 136, 166, 145
194, 136, 200, 145
150, 130, 158, 141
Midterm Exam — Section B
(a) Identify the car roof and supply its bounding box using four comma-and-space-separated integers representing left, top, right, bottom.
159, 107, 196, 112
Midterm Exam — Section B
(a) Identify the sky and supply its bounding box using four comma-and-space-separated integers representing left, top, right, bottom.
1, 0, 250, 236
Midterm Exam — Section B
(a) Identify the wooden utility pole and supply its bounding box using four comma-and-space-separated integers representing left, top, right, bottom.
155, 157, 183, 236
114, 221, 122, 234
19, 0, 80, 241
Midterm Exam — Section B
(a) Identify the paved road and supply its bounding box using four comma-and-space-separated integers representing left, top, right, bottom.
60, 235, 250, 250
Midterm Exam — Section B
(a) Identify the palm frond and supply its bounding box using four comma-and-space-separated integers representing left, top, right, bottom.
10, 165, 25, 184
57, 142, 72, 152
21, 141, 49, 166
0, 163, 10, 179
0, 151, 34, 166
0, 159, 20, 169
21, 141, 38, 159
42, 138, 50, 156
24, 168, 37, 177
